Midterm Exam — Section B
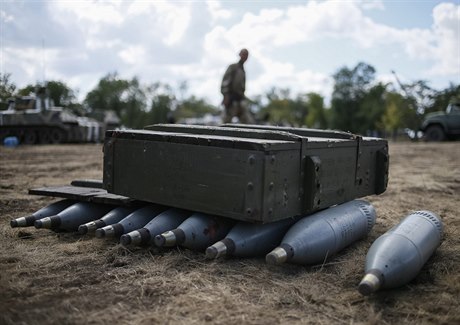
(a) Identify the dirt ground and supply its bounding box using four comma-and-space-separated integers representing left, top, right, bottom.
0, 141, 459, 325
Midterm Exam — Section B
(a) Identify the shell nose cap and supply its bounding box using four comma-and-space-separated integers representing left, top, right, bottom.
120, 234, 132, 246
266, 247, 288, 265
155, 231, 176, 247
35, 217, 52, 229
358, 273, 381, 296
205, 241, 227, 259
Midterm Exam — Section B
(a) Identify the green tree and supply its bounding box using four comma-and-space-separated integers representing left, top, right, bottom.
175, 96, 218, 121
149, 94, 174, 124
291, 94, 310, 126
357, 83, 388, 135
84, 73, 148, 127
0, 73, 17, 106
259, 87, 308, 126
46, 80, 77, 107
390, 78, 434, 137
258, 89, 331, 128
144, 82, 175, 125
426, 83, 460, 114
84, 72, 131, 116
380, 92, 405, 139
399, 80, 434, 115
16, 84, 36, 96
331, 62, 377, 134
304, 92, 328, 129
122, 77, 147, 128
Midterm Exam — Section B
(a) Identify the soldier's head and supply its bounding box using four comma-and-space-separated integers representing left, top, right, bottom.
239, 49, 249, 63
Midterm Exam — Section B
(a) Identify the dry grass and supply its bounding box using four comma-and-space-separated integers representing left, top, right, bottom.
0, 141, 459, 324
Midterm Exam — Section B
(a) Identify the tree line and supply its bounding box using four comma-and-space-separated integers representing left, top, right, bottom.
1, 62, 458, 137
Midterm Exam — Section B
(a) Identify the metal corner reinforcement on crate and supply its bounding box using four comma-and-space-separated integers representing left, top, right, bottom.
103, 124, 388, 223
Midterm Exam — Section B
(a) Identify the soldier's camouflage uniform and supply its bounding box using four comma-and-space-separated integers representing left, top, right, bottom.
221, 62, 254, 124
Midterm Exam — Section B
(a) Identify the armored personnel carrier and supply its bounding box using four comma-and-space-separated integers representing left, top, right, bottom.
0, 87, 109, 144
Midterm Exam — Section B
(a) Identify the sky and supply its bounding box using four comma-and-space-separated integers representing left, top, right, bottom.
1, 0, 459, 106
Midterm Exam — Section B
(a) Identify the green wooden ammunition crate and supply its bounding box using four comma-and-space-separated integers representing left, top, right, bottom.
103, 124, 388, 223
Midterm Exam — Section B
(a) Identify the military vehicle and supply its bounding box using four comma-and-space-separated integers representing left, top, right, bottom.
420, 102, 460, 141
0, 87, 118, 144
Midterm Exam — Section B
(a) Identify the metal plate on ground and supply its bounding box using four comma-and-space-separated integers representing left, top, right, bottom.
28, 184, 137, 206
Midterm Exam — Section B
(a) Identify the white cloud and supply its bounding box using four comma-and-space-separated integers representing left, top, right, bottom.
3, 46, 62, 82
124, 0, 192, 46
1, 0, 458, 106
250, 55, 332, 100
399, 28, 436, 60
86, 39, 122, 51
52, 1, 192, 48
151, 1, 192, 46
429, 2, 460, 76
216, 2, 367, 49
358, 0, 385, 11
118, 46, 146, 65
53, 1, 125, 25
1, 10, 14, 23
207, 0, 232, 22
205, 1, 459, 83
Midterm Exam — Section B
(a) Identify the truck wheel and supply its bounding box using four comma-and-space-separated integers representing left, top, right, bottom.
49, 129, 64, 144
38, 130, 52, 144
424, 125, 445, 141
23, 130, 38, 144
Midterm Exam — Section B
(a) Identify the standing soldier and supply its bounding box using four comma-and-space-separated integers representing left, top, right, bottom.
221, 49, 254, 124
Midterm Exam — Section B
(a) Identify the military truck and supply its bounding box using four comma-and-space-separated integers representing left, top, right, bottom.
420, 102, 460, 141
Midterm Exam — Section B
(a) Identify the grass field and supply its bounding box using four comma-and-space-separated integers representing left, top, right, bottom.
1, 141, 459, 324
